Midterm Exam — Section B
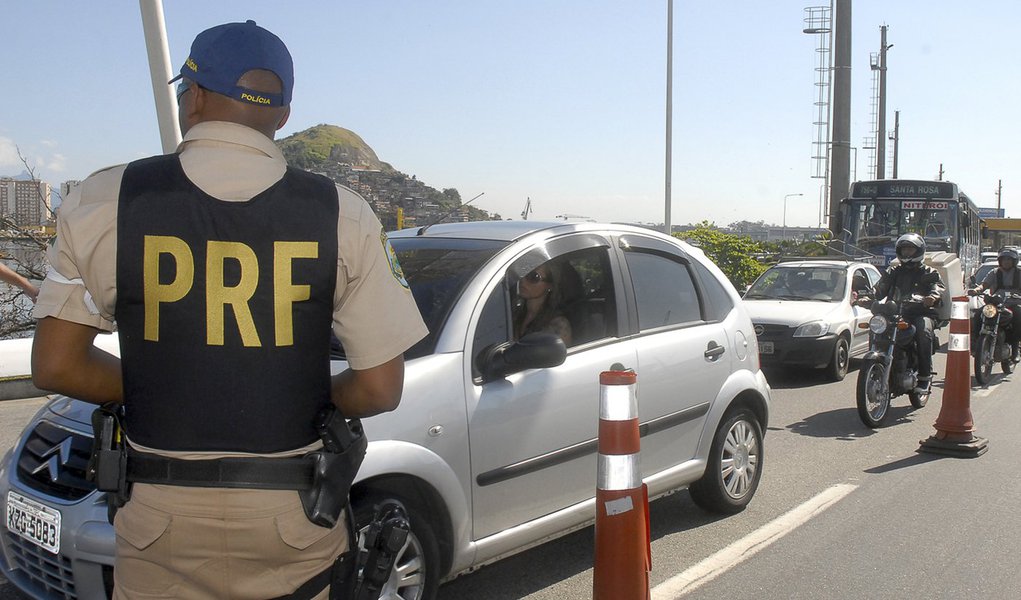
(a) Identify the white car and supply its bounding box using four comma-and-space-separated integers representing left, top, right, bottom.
0, 221, 771, 600
743, 260, 882, 381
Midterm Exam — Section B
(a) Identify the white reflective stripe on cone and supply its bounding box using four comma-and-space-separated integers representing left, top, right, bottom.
951, 301, 970, 320
598, 453, 641, 491
600, 384, 638, 421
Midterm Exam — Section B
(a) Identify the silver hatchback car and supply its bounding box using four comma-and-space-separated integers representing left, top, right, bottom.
0, 221, 771, 600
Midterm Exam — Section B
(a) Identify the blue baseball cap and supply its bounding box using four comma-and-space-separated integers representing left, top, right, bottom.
170, 20, 293, 107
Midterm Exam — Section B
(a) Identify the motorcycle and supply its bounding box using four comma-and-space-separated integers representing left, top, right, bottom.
855, 295, 930, 428
972, 290, 1021, 385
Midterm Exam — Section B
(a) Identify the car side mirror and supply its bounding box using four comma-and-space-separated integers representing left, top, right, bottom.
478, 332, 567, 382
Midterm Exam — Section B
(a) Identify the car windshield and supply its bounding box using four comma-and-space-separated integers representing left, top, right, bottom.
744, 266, 847, 302
331, 236, 508, 361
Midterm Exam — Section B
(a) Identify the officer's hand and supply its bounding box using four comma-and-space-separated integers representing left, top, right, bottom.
923, 295, 936, 308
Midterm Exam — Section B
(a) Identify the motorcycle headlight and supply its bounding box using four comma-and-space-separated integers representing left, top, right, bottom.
869, 315, 889, 334
793, 321, 830, 337
982, 304, 998, 318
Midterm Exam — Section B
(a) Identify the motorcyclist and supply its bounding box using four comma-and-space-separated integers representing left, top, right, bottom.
864, 233, 946, 395
968, 246, 1021, 362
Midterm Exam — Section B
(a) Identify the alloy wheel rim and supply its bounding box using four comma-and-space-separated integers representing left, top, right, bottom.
720, 420, 758, 499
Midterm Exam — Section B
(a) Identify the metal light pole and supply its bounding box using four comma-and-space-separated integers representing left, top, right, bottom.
139, 0, 181, 153
664, 0, 674, 236
783, 193, 804, 240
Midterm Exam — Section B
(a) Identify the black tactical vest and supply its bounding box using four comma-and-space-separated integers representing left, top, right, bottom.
116, 155, 339, 452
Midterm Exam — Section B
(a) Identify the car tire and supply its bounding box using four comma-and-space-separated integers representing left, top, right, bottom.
353, 494, 441, 600
827, 335, 850, 382
689, 407, 763, 514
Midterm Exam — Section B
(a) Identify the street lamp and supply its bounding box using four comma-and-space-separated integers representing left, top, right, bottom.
783, 193, 804, 240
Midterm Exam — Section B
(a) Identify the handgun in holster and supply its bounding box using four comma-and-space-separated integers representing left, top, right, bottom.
86, 403, 130, 521
299, 405, 368, 528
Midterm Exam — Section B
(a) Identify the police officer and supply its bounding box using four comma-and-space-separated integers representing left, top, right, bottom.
869, 233, 946, 394
969, 246, 1021, 362
31, 21, 427, 599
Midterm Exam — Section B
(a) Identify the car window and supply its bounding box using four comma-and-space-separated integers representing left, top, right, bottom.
472, 282, 512, 377
851, 268, 872, 293
623, 250, 702, 330
690, 259, 734, 322
511, 247, 617, 346
471, 244, 616, 374
352, 237, 507, 360
865, 266, 882, 287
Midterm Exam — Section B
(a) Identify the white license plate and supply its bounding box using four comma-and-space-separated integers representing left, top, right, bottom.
759, 341, 774, 355
6, 492, 60, 554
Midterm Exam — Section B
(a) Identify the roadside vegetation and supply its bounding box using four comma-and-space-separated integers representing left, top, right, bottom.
677, 221, 833, 290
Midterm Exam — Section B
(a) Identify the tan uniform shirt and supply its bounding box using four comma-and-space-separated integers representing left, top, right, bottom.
33, 121, 428, 599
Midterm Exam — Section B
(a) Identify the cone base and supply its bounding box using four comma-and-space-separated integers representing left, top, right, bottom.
918, 434, 988, 458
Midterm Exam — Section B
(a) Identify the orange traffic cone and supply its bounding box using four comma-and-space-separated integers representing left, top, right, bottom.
919, 295, 988, 457
593, 370, 651, 600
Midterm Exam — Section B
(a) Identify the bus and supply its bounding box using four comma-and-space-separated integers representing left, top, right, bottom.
839, 179, 982, 277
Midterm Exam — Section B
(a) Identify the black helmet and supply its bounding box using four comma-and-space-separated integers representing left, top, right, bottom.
895, 233, 926, 263
999, 247, 1019, 265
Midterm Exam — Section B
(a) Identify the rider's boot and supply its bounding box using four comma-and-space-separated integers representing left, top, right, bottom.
1012, 343, 1020, 364
913, 376, 932, 396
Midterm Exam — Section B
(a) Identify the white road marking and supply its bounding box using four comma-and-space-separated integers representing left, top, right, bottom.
651, 484, 858, 599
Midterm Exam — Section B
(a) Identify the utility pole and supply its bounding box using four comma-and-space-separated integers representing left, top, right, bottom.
938, 163, 944, 181
997, 179, 1003, 215
890, 110, 899, 179
828, 0, 852, 238
876, 25, 891, 180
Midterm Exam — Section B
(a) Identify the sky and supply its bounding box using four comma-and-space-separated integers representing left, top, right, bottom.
3, 1, 1020, 228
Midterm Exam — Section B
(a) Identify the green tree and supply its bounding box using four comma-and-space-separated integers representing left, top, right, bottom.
677, 221, 766, 289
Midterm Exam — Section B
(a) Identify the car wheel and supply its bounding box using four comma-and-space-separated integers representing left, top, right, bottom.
353, 495, 440, 600
689, 407, 763, 514
827, 335, 850, 382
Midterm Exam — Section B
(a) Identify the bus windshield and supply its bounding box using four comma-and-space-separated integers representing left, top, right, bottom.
840, 179, 979, 274
845, 199, 957, 261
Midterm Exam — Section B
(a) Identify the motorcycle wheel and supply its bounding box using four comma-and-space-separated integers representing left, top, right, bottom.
856, 359, 890, 428
975, 334, 994, 385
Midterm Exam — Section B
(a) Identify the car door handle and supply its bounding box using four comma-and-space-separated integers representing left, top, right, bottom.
704, 342, 726, 361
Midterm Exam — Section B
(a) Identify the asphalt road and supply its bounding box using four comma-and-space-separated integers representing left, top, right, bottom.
0, 350, 1017, 599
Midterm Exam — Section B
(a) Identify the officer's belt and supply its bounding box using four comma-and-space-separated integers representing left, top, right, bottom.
126, 449, 315, 490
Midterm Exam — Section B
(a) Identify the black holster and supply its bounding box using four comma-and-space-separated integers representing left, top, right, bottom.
86, 403, 130, 522
299, 406, 368, 528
